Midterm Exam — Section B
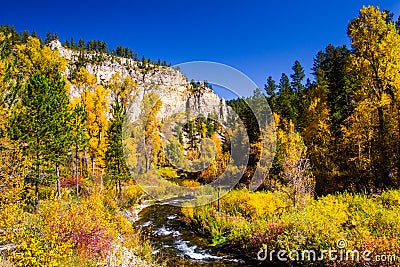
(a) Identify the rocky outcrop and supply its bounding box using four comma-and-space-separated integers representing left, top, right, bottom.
49, 40, 229, 122
185, 84, 229, 121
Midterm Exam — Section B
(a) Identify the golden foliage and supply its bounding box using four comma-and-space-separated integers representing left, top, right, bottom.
85, 85, 109, 174
107, 72, 138, 108
14, 36, 67, 78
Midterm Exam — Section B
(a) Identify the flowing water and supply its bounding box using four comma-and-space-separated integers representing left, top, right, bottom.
134, 197, 263, 266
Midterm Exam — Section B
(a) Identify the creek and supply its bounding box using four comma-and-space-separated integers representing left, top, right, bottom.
133, 197, 264, 266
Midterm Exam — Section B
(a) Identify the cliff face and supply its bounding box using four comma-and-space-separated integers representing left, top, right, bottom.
49, 40, 229, 122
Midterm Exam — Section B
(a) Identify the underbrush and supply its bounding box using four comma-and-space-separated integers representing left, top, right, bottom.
182, 189, 400, 266
0, 185, 157, 266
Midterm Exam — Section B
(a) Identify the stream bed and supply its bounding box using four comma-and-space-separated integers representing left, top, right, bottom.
133, 197, 263, 266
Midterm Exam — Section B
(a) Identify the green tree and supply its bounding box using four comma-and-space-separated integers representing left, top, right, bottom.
312, 45, 354, 133
309, 45, 358, 192
10, 73, 71, 208
116, 45, 123, 57
264, 76, 278, 112
105, 73, 138, 196
51, 95, 72, 199
105, 103, 129, 196
78, 38, 85, 49
290, 60, 305, 93
277, 73, 297, 123
141, 56, 147, 66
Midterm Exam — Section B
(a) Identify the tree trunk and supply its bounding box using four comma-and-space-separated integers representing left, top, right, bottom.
91, 156, 96, 177
75, 149, 79, 198
144, 148, 149, 172
377, 106, 390, 187
83, 151, 89, 176
35, 152, 40, 210
100, 174, 103, 193
56, 162, 61, 199
117, 161, 121, 198
118, 180, 122, 198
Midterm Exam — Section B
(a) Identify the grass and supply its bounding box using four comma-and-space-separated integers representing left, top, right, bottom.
182, 188, 400, 266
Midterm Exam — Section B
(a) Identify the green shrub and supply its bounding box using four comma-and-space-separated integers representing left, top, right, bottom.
183, 189, 400, 266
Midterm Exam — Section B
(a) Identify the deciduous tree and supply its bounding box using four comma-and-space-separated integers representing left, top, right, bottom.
85, 85, 109, 177
347, 6, 400, 187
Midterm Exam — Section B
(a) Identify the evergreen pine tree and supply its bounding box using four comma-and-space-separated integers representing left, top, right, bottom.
105, 102, 129, 196
277, 73, 297, 123
10, 72, 71, 208
290, 60, 305, 93
264, 76, 278, 111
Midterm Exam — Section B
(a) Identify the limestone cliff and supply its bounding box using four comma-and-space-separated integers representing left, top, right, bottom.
49, 40, 229, 122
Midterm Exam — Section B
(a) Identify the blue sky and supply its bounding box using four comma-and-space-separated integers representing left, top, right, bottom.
2, 0, 399, 98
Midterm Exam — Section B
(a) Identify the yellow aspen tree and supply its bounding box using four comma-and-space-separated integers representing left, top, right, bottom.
107, 72, 138, 109
123, 122, 140, 172
71, 67, 97, 176
341, 100, 376, 186
198, 132, 230, 183
71, 66, 97, 96
277, 119, 314, 208
85, 85, 109, 177
0, 119, 26, 248
347, 6, 400, 186
141, 92, 162, 171
201, 133, 221, 182
14, 36, 67, 78
301, 84, 333, 194
0, 32, 25, 245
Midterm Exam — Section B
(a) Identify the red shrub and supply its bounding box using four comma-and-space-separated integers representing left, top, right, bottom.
70, 226, 112, 259
61, 175, 83, 188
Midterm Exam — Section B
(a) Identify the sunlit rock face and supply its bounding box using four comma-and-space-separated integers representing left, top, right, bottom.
49, 40, 230, 122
